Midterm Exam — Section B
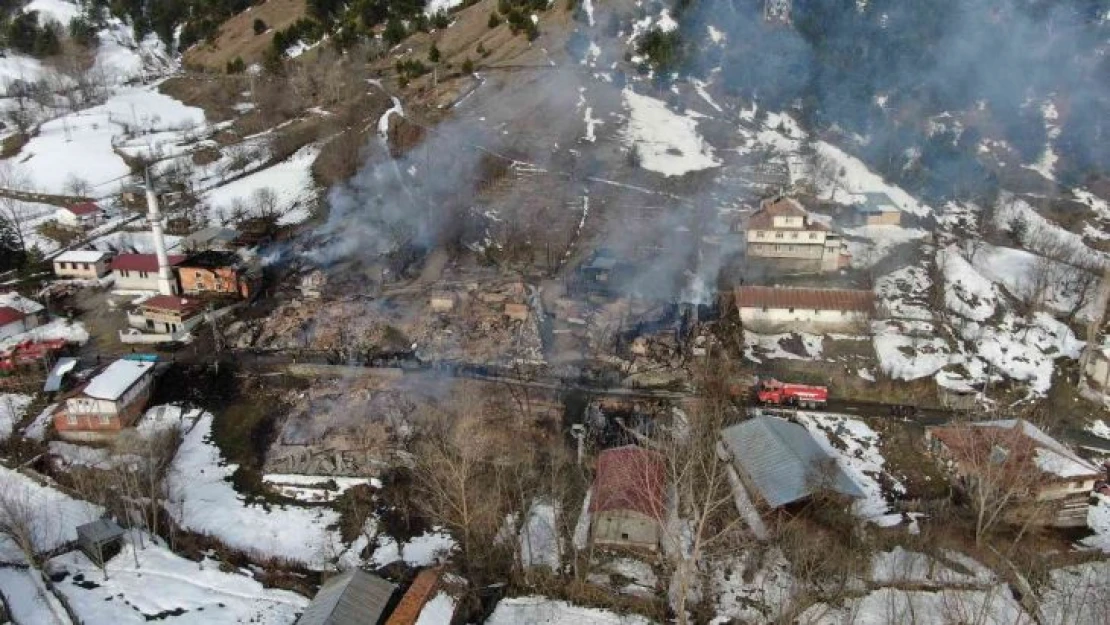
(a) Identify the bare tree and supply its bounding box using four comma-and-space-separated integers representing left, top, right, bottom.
250, 187, 283, 221
0, 164, 34, 253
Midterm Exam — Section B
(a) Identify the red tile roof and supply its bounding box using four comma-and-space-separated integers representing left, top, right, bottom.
590, 445, 666, 519
110, 254, 186, 273
141, 295, 203, 314
385, 568, 443, 625
735, 286, 874, 313
0, 306, 25, 325
66, 202, 100, 216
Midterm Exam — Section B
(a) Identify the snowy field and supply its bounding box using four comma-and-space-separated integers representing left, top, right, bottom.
622, 89, 719, 177
48, 537, 308, 624
487, 596, 653, 625
201, 145, 321, 226
0, 565, 72, 625
165, 412, 347, 569
7, 87, 204, 195
91, 229, 184, 253
744, 331, 825, 363
0, 466, 102, 563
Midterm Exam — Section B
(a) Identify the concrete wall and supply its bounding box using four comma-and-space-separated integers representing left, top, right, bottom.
112, 270, 165, 291
739, 307, 869, 334
591, 510, 659, 551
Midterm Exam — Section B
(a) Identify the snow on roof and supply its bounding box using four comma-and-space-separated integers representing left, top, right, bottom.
0, 292, 44, 315
55, 250, 109, 263
83, 359, 154, 401
297, 569, 395, 625
976, 420, 1100, 478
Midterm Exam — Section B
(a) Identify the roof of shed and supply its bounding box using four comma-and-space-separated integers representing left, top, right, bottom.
720, 415, 865, 508
590, 445, 666, 519
297, 569, 396, 625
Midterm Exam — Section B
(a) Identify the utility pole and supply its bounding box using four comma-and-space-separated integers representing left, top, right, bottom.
571, 424, 586, 466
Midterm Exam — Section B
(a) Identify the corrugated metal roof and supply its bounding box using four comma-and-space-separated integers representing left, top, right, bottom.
720, 416, 865, 508
297, 569, 395, 625
77, 518, 124, 545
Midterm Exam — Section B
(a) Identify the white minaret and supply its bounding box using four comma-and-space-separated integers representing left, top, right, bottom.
144, 168, 177, 296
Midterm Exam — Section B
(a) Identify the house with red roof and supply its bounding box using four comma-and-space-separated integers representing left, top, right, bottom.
131, 295, 205, 335
110, 254, 185, 291
55, 202, 103, 230
0, 292, 46, 340
590, 445, 666, 552
733, 286, 874, 333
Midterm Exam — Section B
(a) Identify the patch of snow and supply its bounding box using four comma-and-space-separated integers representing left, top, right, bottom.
426, 0, 463, 15
572, 488, 592, 550
416, 592, 456, 624
1087, 420, 1110, 440
707, 26, 725, 44
21, 403, 55, 440
843, 225, 928, 268
520, 499, 560, 569
1081, 492, 1110, 553
582, 0, 595, 26
1038, 560, 1110, 625
857, 368, 876, 381
23, 0, 79, 25
0, 393, 33, 441
0, 565, 71, 625
710, 549, 796, 624
48, 536, 308, 624
0, 466, 102, 563
796, 412, 903, 520
165, 413, 345, 569
202, 145, 320, 227
971, 243, 1098, 320
0, 318, 88, 352
692, 79, 722, 113
939, 245, 998, 321
798, 585, 1030, 624
370, 529, 456, 568
622, 89, 720, 177
262, 474, 375, 503
870, 547, 989, 586
744, 331, 824, 363
487, 596, 653, 625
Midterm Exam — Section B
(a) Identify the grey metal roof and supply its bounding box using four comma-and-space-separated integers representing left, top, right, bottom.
720, 415, 865, 508
76, 518, 124, 545
297, 569, 395, 625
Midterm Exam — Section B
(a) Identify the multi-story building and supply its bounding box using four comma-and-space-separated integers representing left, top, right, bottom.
744, 196, 849, 273
54, 359, 156, 441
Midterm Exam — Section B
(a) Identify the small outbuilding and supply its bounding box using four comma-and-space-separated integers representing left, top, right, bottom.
53, 250, 112, 279
76, 518, 125, 569
297, 569, 397, 625
0, 292, 46, 340
589, 445, 666, 552
181, 226, 241, 252
853, 192, 902, 226
55, 202, 103, 230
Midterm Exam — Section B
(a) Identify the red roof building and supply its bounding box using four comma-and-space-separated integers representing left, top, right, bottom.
0, 306, 25, 326
65, 202, 101, 216
734, 286, 874, 313
590, 445, 666, 551
110, 254, 186, 273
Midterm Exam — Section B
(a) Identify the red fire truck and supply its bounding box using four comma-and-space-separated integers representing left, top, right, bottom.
754, 378, 828, 409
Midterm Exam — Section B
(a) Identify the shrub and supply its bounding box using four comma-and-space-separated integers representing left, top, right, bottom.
428, 43, 440, 63
226, 56, 246, 73
461, 57, 474, 74
488, 12, 501, 28
253, 18, 267, 35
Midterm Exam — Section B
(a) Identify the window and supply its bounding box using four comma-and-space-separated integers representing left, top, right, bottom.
788, 307, 795, 313
82, 263, 89, 270
620, 532, 629, 540
790, 232, 798, 239
809, 232, 818, 240
99, 414, 111, 426
775, 232, 784, 239
121, 270, 129, 277
67, 413, 77, 425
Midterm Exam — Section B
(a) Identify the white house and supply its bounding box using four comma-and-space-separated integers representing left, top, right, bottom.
744, 196, 850, 273
56, 359, 156, 440
110, 254, 185, 291
734, 286, 873, 333
55, 202, 103, 230
53, 250, 112, 279
0, 292, 46, 340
